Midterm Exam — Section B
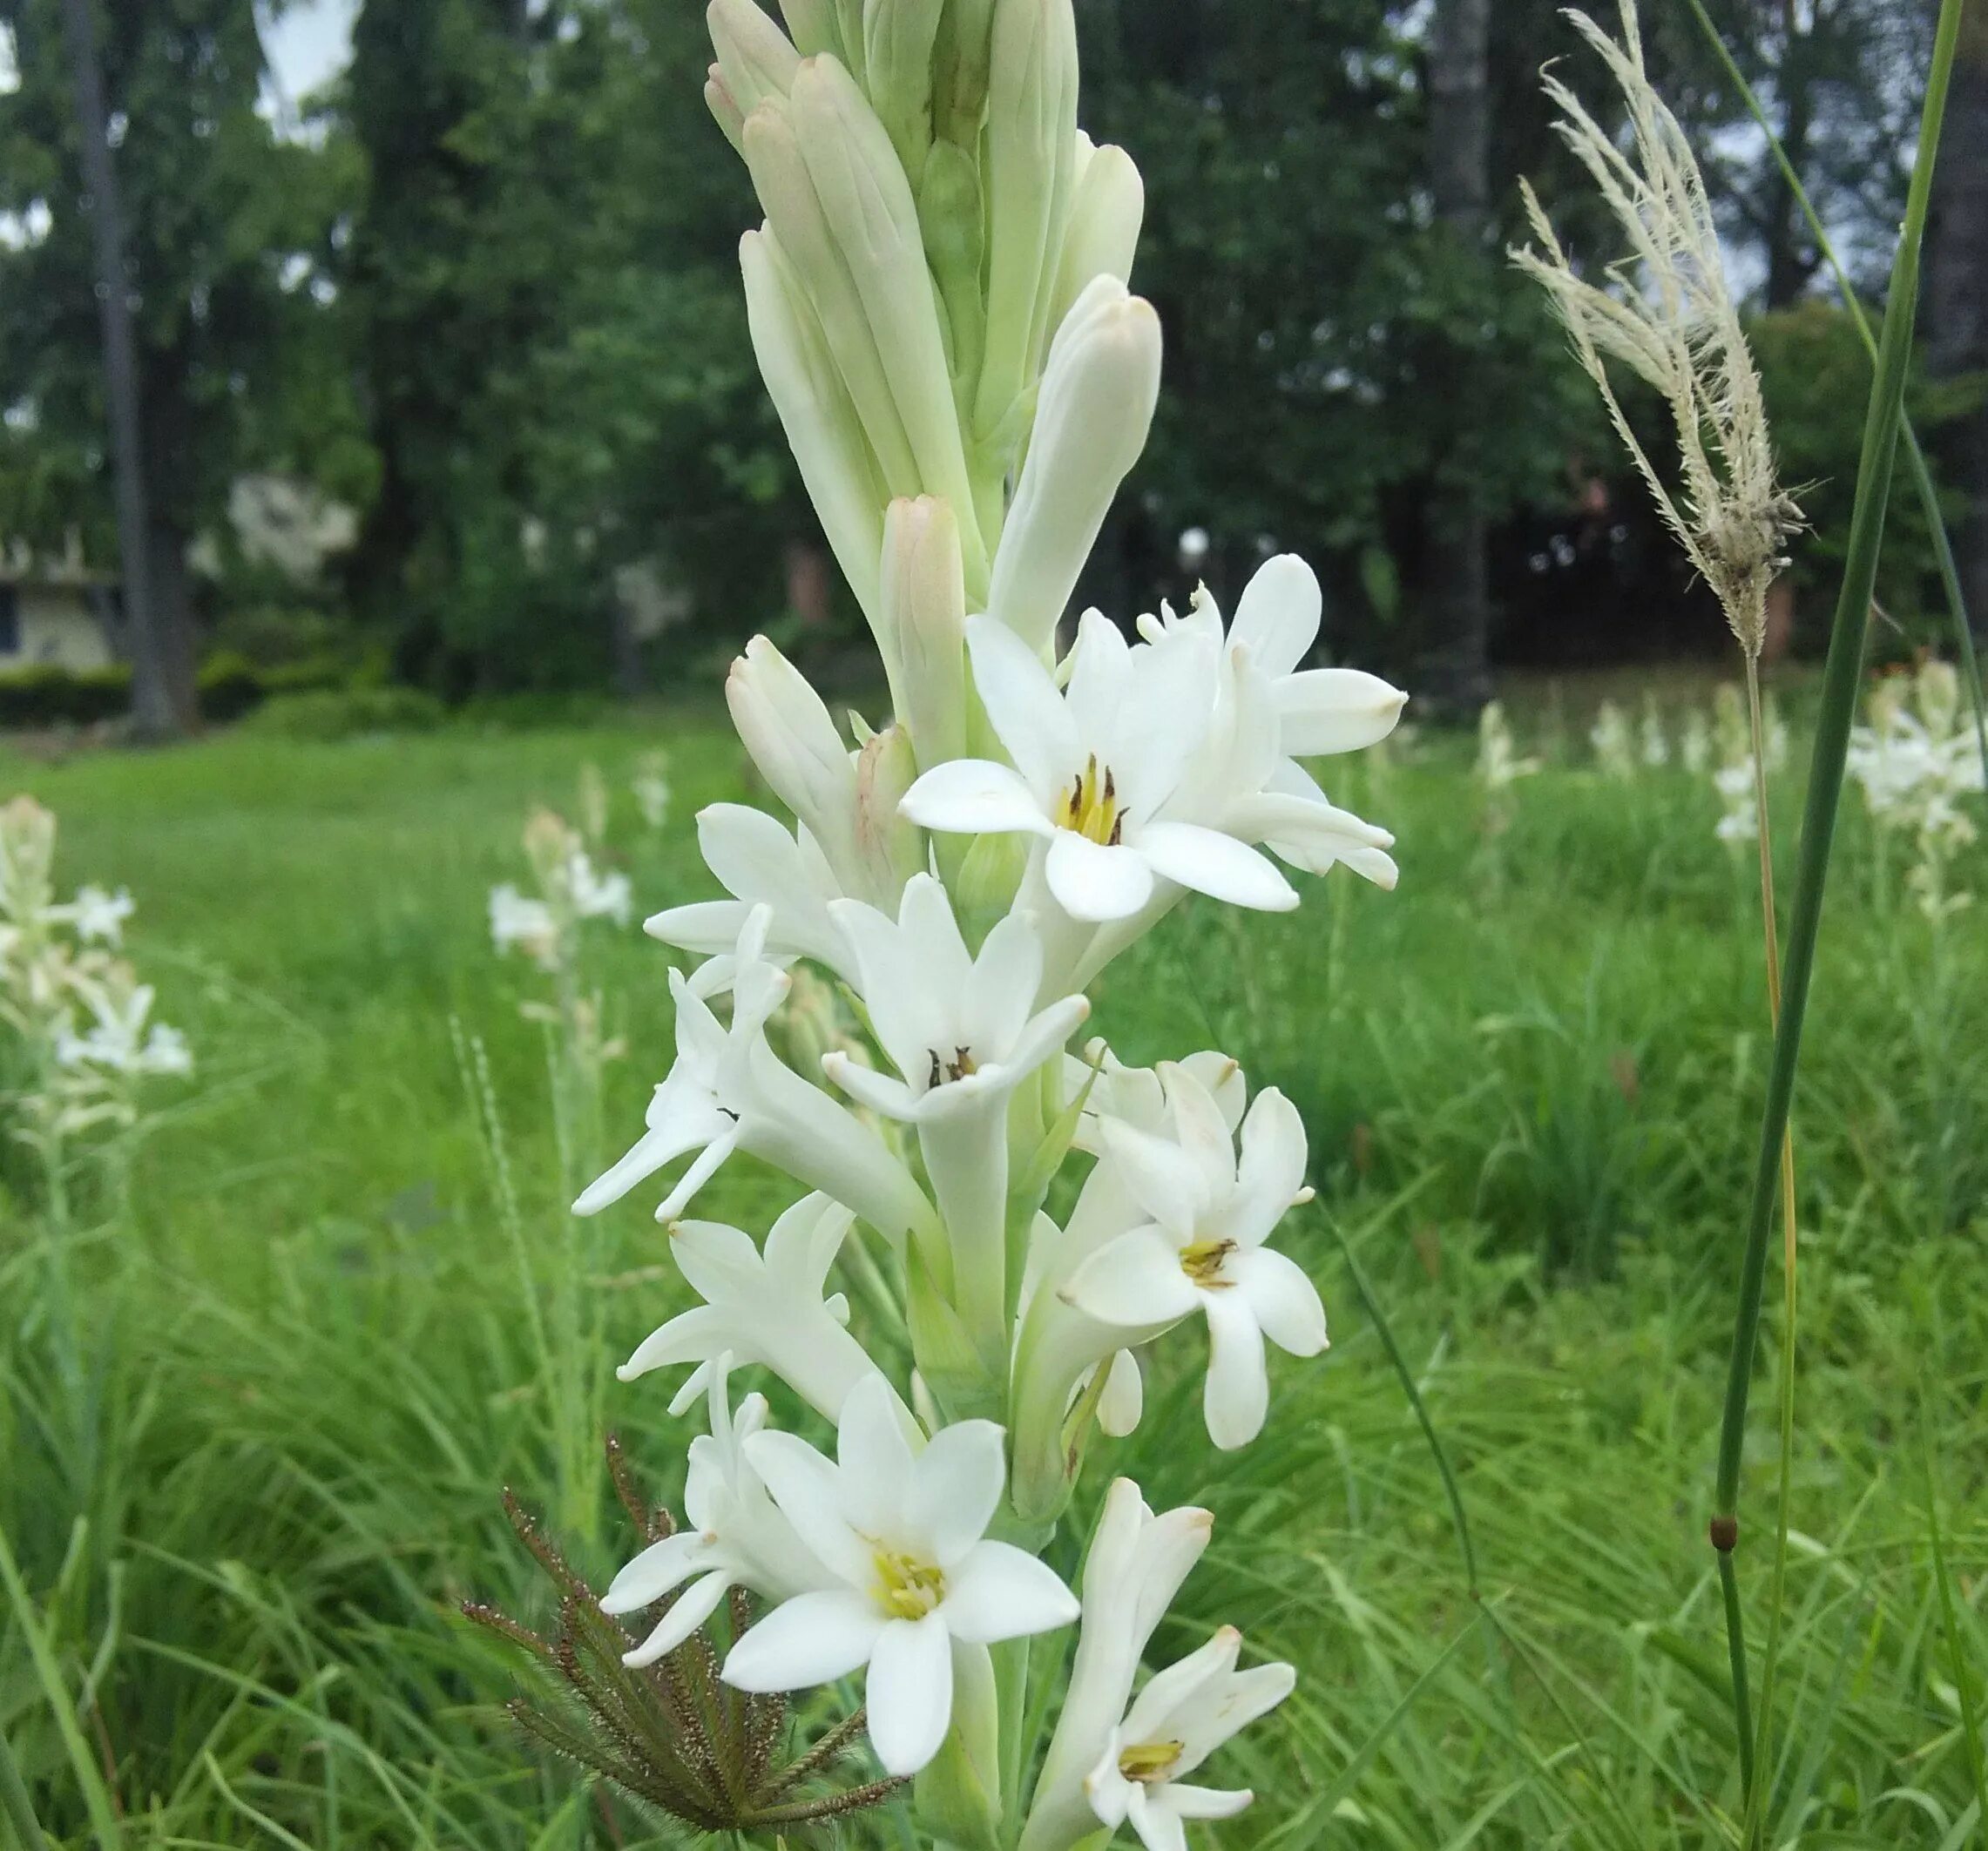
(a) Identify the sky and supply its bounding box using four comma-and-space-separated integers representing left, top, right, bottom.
260, 0, 358, 130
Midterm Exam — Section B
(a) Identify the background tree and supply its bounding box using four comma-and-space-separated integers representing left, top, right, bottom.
338, 0, 786, 694
0, 0, 362, 726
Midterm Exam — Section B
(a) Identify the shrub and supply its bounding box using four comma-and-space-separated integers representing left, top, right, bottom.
240, 686, 448, 740
0, 664, 133, 728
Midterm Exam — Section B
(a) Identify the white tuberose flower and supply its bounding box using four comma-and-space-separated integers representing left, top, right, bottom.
1020, 1479, 1212, 1851
644, 802, 856, 986
489, 883, 558, 967
1151, 556, 1403, 888
618, 1192, 878, 1424
600, 1354, 831, 1667
54, 883, 136, 947
574, 906, 932, 1244
725, 1374, 1079, 1776
902, 612, 1296, 922
822, 873, 1088, 1122
1065, 1064, 1324, 1449
1083, 1626, 1295, 1851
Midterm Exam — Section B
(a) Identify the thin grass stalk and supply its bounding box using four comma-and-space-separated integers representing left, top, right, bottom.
0, 1724, 51, 1851
1710, 0, 1964, 1808
1680, 0, 1988, 781
1923, 1398, 1988, 1831
1326, 1216, 1477, 1596
1740, 657, 1802, 1850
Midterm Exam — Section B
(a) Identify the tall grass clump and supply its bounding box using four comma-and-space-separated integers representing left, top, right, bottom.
1517, 0, 1969, 1829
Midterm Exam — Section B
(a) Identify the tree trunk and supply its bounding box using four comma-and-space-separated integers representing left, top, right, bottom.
145, 517, 199, 724
58, 0, 191, 738
1761, 1, 1816, 309
1925, 3, 1988, 646
1418, 0, 1494, 717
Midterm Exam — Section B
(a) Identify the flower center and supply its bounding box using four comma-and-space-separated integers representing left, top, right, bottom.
1180, 1238, 1237, 1287
1118, 1740, 1185, 1785
872, 1547, 946, 1620
1057, 753, 1124, 847
925, 1045, 979, 1090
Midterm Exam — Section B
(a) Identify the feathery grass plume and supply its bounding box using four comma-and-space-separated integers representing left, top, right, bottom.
1511, 0, 1802, 659
464, 1439, 903, 1834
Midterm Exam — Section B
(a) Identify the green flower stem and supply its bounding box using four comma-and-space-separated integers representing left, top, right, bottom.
1709, 0, 1964, 1812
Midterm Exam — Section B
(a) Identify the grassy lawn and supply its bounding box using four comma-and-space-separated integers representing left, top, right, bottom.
3, 698, 1985, 1848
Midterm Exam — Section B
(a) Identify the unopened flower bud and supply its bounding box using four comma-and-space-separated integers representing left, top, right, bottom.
777, 0, 843, 58
974, 0, 1079, 446
787, 58, 988, 585
853, 721, 924, 905
861, 0, 946, 186
740, 228, 886, 635
882, 497, 968, 770
705, 65, 746, 156
743, 97, 923, 498
727, 636, 857, 856
1046, 134, 1143, 338
707, 0, 801, 116
986, 275, 1160, 652
930, 0, 997, 147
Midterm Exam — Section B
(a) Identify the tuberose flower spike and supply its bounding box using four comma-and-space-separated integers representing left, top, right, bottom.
465, 1441, 903, 1833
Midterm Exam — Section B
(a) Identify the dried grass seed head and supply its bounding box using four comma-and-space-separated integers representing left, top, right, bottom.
1512, 0, 1802, 659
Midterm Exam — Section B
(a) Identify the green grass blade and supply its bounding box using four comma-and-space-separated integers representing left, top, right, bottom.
0, 1522, 124, 1850
1328, 1207, 1477, 1596
1710, 0, 1966, 1802
1924, 1401, 1988, 1827
1681, 0, 1988, 780
0, 1726, 51, 1851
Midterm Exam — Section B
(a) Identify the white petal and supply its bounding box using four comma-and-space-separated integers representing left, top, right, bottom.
1176, 1662, 1296, 1770
572, 1100, 727, 1216
905, 1420, 1005, 1569
1138, 821, 1297, 912
1098, 1348, 1144, 1436
667, 1218, 766, 1307
696, 801, 804, 902
941, 1541, 1081, 1644
644, 899, 750, 955
1230, 1087, 1308, 1246
961, 907, 1045, 1057
1230, 1246, 1328, 1358
600, 1532, 709, 1613
1125, 1787, 1190, 1851
1045, 831, 1154, 922
1166, 1784, 1254, 1822
720, 1587, 884, 1692
1230, 553, 1321, 679
623, 1569, 731, 1666
996, 993, 1091, 1094
822, 1050, 923, 1120
866, 1611, 955, 1775
900, 759, 1053, 838
835, 1372, 917, 1535
618, 1304, 729, 1384
1202, 1292, 1268, 1450
1065, 1228, 1201, 1329
1276, 667, 1407, 755
653, 1124, 744, 1222
966, 614, 1079, 796
1098, 1117, 1215, 1236
743, 1431, 873, 1587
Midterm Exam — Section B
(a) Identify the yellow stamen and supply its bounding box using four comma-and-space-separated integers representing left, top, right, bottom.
1180, 1238, 1237, 1287
1057, 753, 1122, 846
872, 1547, 945, 1620
1119, 1740, 1186, 1785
